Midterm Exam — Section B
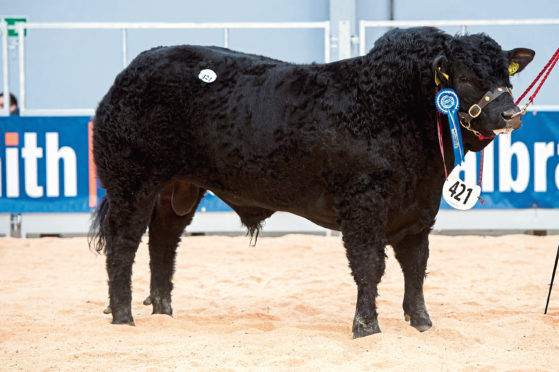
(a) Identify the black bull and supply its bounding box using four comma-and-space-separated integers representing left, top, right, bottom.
90, 27, 534, 338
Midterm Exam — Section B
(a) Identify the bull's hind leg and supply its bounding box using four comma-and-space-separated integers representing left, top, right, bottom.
105, 193, 156, 325
146, 181, 205, 315
392, 228, 432, 332
338, 192, 387, 338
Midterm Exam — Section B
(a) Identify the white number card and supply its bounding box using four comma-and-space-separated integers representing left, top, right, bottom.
442, 168, 480, 210
198, 69, 217, 83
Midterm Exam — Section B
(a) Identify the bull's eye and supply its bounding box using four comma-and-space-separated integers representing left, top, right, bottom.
458, 76, 473, 84
457, 75, 483, 90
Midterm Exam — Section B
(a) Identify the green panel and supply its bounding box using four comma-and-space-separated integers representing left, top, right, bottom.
4, 17, 27, 37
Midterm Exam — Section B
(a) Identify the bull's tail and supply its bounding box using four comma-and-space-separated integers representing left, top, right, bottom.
88, 196, 110, 254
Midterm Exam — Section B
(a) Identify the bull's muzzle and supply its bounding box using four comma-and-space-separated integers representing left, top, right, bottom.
494, 107, 522, 135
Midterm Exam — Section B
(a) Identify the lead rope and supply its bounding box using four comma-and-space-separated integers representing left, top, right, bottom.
515, 47, 559, 111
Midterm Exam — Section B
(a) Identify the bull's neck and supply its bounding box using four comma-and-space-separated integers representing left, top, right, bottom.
358, 55, 438, 122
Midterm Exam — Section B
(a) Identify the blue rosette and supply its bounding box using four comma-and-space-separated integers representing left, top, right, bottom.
435, 88, 464, 166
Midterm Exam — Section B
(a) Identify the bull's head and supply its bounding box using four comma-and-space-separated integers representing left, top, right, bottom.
432, 34, 534, 148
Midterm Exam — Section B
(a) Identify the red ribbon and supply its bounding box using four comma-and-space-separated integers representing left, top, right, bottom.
436, 110, 448, 179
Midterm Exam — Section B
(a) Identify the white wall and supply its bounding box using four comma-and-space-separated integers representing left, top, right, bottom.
357, 0, 559, 106
2, 0, 558, 111
1, 0, 329, 111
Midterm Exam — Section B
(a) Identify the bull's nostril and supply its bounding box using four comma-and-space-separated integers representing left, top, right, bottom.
502, 107, 521, 120
501, 112, 512, 120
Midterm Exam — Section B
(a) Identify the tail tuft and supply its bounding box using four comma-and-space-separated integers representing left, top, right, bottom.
88, 196, 110, 254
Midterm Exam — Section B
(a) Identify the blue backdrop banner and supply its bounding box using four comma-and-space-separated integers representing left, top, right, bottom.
441, 111, 559, 209
0, 116, 94, 212
1, 113, 558, 213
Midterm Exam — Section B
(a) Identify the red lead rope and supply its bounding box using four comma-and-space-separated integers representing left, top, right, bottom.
515, 47, 559, 107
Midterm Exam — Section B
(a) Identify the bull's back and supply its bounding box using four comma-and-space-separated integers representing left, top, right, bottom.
94, 46, 331, 194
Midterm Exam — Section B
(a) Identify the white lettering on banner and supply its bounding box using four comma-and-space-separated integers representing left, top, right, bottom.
6, 147, 19, 197
46, 133, 77, 197
481, 141, 495, 192
0, 132, 78, 198
21, 133, 44, 197
499, 135, 530, 193
534, 142, 555, 192
447, 138, 559, 194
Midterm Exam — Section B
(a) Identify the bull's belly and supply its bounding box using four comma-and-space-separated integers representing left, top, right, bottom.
199, 181, 340, 230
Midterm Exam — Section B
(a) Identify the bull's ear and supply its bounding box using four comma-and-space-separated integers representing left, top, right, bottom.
432, 55, 450, 86
507, 48, 535, 76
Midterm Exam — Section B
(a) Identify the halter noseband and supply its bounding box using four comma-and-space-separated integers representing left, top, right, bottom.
457, 86, 513, 138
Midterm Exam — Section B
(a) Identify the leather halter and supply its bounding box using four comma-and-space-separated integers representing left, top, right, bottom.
457, 86, 512, 137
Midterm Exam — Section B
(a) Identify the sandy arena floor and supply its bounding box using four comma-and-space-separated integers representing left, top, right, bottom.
1, 234, 558, 371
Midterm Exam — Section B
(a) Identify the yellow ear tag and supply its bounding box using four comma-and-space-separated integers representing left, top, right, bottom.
435, 67, 450, 86
508, 62, 519, 76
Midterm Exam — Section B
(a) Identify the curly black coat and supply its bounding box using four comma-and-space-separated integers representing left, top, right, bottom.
90, 27, 534, 338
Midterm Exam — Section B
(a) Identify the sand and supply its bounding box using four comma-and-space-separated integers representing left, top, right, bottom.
0, 233, 558, 371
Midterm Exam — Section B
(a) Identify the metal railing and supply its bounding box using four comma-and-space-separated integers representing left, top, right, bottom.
1, 22, 9, 116
358, 18, 559, 112
2, 21, 331, 116
359, 18, 559, 55
2, 19, 559, 115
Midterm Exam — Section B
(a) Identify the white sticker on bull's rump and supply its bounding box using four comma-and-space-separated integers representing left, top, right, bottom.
198, 69, 217, 83
442, 168, 481, 210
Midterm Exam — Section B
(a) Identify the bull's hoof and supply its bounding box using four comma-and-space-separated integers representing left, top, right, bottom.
352, 316, 381, 338
112, 319, 135, 326
150, 296, 173, 316
405, 313, 432, 332
143, 295, 152, 306
111, 308, 135, 326
112, 317, 135, 326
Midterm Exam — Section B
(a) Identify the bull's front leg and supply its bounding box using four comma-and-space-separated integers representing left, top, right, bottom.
346, 243, 387, 337
339, 192, 387, 338
392, 228, 432, 332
